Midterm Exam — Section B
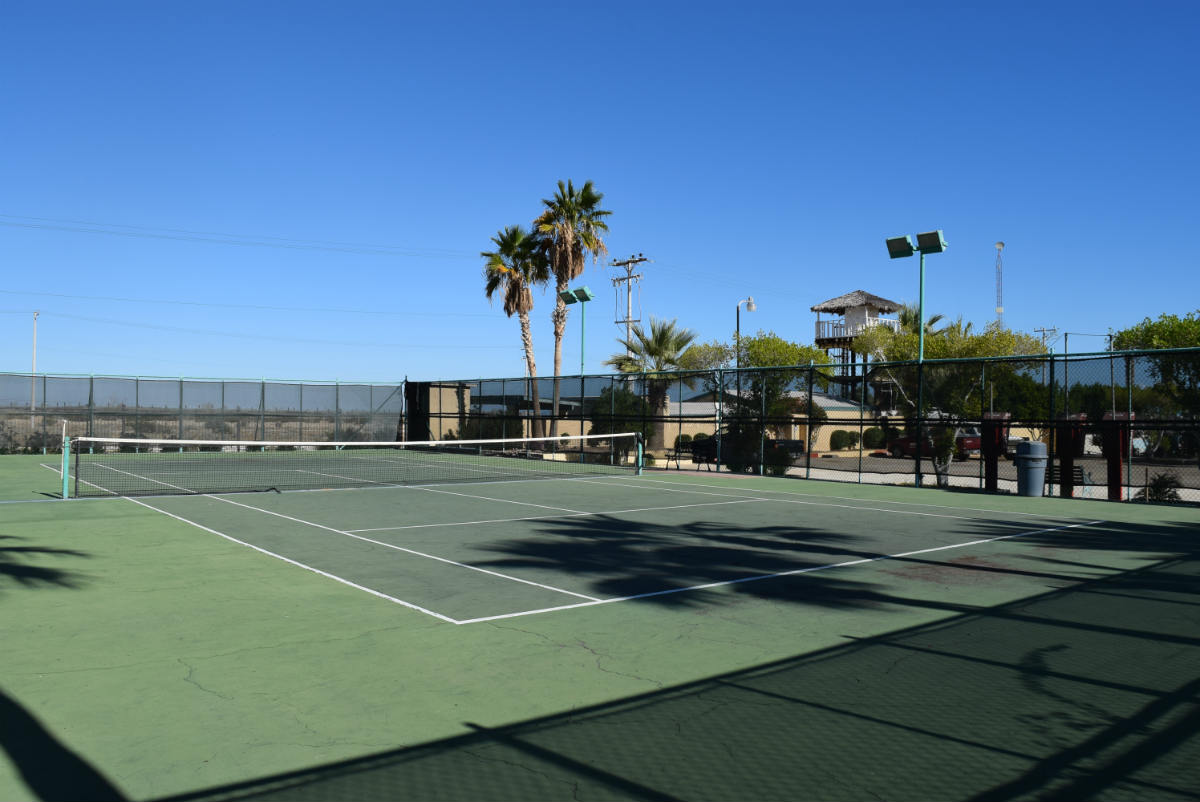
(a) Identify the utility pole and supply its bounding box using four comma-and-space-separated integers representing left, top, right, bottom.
1034, 326, 1057, 387
31, 310, 39, 429
610, 253, 648, 356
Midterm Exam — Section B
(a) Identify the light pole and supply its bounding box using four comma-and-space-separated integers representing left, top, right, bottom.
735, 295, 756, 422
885, 231, 947, 362
736, 296, 756, 374
558, 286, 596, 375
885, 231, 947, 487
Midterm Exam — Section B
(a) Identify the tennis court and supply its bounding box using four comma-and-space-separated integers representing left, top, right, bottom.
2, 444, 1198, 801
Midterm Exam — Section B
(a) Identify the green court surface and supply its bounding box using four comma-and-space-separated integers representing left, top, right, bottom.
1, 453, 1198, 801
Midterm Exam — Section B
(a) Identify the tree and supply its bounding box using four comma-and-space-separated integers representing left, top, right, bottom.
482, 225, 550, 438
854, 314, 1043, 486
605, 316, 698, 450
533, 180, 611, 438
1112, 311, 1200, 417
587, 385, 655, 459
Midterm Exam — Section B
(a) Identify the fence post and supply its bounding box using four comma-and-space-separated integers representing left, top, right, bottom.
805, 363, 814, 480
88, 375, 94, 438
715, 369, 723, 472
915, 361, 925, 488
758, 370, 766, 476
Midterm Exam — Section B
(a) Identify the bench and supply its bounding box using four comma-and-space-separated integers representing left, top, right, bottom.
661, 445, 717, 470
1046, 464, 1090, 486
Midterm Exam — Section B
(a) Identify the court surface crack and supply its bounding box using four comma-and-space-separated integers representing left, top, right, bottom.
486, 624, 664, 689
178, 658, 233, 700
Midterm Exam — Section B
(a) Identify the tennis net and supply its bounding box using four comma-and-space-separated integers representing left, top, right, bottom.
67, 433, 642, 498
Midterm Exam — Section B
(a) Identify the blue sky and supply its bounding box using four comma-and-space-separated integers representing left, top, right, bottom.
1, 1, 1196, 383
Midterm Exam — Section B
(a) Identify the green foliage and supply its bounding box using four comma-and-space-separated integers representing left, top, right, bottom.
1113, 311, 1200, 416
1134, 472, 1183, 503
605, 317, 698, 450
862, 426, 885, 449
587, 386, 654, 453
673, 433, 692, 449
764, 444, 793, 477
829, 430, 861, 450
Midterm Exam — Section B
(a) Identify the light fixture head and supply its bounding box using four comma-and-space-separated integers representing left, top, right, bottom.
558, 290, 578, 304
916, 230, 947, 254
572, 286, 596, 302
886, 235, 916, 259
746, 296, 757, 312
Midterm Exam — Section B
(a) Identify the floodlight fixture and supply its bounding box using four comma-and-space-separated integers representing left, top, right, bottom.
883, 229, 948, 364
563, 285, 595, 374
915, 230, 947, 254
886, 235, 915, 259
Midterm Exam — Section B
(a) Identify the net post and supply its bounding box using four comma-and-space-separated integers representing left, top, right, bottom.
636, 432, 644, 476
61, 435, 70, 499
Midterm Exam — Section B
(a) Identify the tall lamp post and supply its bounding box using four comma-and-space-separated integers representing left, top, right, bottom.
884, 231, 947, 362
885, 231, 947, 487
558, 286, 596, 375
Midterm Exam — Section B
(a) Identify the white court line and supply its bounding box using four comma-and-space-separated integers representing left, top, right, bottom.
627, 475, 1075, 519
347, 498, 763, 533
202, 494, 601, 601
455, 518, 1108, 625
123, 496, 461, 623
88, 461, 599, 609
575, 478, 1029, 525
296, 469, 587, 514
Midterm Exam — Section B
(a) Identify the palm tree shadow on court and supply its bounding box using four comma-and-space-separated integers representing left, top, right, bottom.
0, 688, 127, 801
465, 512, 1123, 609
0, 535, 93, 592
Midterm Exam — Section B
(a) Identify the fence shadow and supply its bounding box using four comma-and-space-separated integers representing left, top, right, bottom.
147, 520, 1199, 802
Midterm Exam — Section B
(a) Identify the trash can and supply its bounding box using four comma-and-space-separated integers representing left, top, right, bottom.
1014, 441, 1047, 497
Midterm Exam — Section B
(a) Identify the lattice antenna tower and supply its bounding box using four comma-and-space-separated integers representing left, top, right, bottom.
994, 241, 1005, 327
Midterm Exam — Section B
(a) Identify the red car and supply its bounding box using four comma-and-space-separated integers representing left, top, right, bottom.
888, 426, 981, 459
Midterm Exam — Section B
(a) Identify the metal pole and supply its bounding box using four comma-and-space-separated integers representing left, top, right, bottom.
580, 299, 586, 375
917, 252, 926, 362
30, 311, 39, 431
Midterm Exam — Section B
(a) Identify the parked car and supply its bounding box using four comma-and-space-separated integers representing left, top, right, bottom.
888, 426, 981, 459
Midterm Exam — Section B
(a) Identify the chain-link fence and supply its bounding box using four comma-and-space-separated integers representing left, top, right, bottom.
419, 349, 1199, 503
5, 348, 1198, 503
0, 374, 404, 453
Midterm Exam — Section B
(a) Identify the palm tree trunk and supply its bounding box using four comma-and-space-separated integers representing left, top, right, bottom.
519, 312, 545, 439
550, 291, 567, 440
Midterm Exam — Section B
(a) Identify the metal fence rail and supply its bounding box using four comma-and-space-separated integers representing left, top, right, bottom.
5, 348, 1198, 503
0, 374, 404, 452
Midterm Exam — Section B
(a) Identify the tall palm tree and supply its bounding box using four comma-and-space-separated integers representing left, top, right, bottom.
605, 317, 698, 450
483, 225, 550, 439
534, 180, 611, 437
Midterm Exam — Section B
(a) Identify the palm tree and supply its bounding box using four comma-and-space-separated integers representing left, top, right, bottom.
897, 303, 946, 337
534, 180, 611, 437
605, 316, 698, 450
483, 225, 550, 439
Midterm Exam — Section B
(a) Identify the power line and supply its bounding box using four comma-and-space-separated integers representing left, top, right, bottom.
26, 310, 512, 350
0, 288, 495, 318
0, 213, 476, 259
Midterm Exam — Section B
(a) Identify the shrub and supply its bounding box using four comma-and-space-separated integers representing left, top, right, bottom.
764, 445, 792, 476
693, 432, 709, 441
862, 427, 885, 449
1135, 472, 1182, 503
829, 430, 860, 450
674, 433, 693, 449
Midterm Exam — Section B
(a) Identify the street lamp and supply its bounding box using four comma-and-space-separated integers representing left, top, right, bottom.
885, 230, 947, 362
736, 296, 756, 374
558, 286, 596, 375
